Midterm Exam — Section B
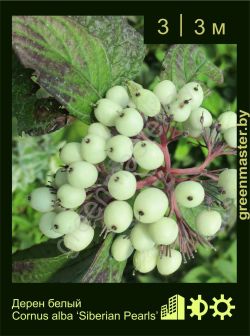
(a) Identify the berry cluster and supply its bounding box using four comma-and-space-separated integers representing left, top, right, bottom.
29, 80, 237, 277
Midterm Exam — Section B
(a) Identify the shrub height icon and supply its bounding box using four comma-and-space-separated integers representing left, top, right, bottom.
161, 295, 185, 320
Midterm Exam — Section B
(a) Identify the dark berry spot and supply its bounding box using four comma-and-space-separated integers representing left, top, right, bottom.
138, 210, 144, 216
68, 167, 73, 173
184, 99, 192, 105
111, 225, 117, 230
27, 195, 31, 201
109, 147, 114, 153
187, 196, 193, 201
194, 86, 199, 91
141, 142, 146, 147
114, 176, 119, 182
85, 138, 90, 144
54, 224, 59, 230
120, 113, 125, 118
135, 92, 140, 97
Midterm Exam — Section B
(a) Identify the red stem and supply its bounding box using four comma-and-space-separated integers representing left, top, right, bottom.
136, 175, 158, 190
170, 149, 235, 176
160, 126, 171, 172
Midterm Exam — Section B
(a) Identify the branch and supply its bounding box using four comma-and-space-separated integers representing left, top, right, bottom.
160, 125, 171, 171
136, 175, 159, 190
170, 147, 236, 176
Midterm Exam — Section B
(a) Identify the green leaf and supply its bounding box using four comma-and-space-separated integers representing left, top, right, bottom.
206, 276, 225, 283
12, 253, 72, 283
202, 91, 226, 117
213, 259, 236, 283
12, 52, 75, 135
82, 234, 126, 283
12, 237, 99, 283
174, 139, 191, 163
12, 52, 37, 134
160, 44, 224, 91
13, 239, 65, 261
181, 266, 209, 283
12, 234, 126, 283
12, 133, 60, 192
69, 16, 146, 84
12, 240, 72, 282
12, 16, 112, 123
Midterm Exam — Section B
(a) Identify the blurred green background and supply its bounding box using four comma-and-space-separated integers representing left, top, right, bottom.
12, 43, 237, 283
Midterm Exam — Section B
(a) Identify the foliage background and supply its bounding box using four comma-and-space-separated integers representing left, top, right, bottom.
12, 16, 237, 283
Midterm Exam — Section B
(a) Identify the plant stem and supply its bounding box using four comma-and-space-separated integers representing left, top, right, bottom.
136, 175, 158, 189
160, 126, 171, 171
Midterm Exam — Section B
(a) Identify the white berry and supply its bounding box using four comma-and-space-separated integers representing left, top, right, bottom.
196, 209, 222, 236
153, 80, 177, 106
94, 98, 122, 126
39, 212, 63, 239
218, 169, 237, 199
57, 184, 86, 209
224, 127, 237, 148
115, 108, 144, 137
178, 82, 204, 109
54, 168, 68, 188
108, 170, 136, 200
29, 187, 56, 212
218, 111, 237, 132
67, 161, 98, 189
183, 120, 202, 138
133, 246, 158, 273
53, 210, 80, 234
168, 99, 192, 122
156, 249, 182, 275
148, 217, 179, 245
104, 200, 133, 233
130, 223, 155, 251
59, 142, 82, 164
134, 188, 169, 223
111, 235, 134, 261
175, 181, 205, 208
133, 140, 164, 170
106, 135, 133, 162
129, 83, 161, 117
188, 107, 213, 130
64, 219, 94, 251
88, 122, 111, 140
81, 134, 107, 164
106, 85, 130, 108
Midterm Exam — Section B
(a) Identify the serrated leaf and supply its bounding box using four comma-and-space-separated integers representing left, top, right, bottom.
81, 234, 126, 283
69, 16, 146, 84
12, 16, 112, 124
160, 44, 224, 91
